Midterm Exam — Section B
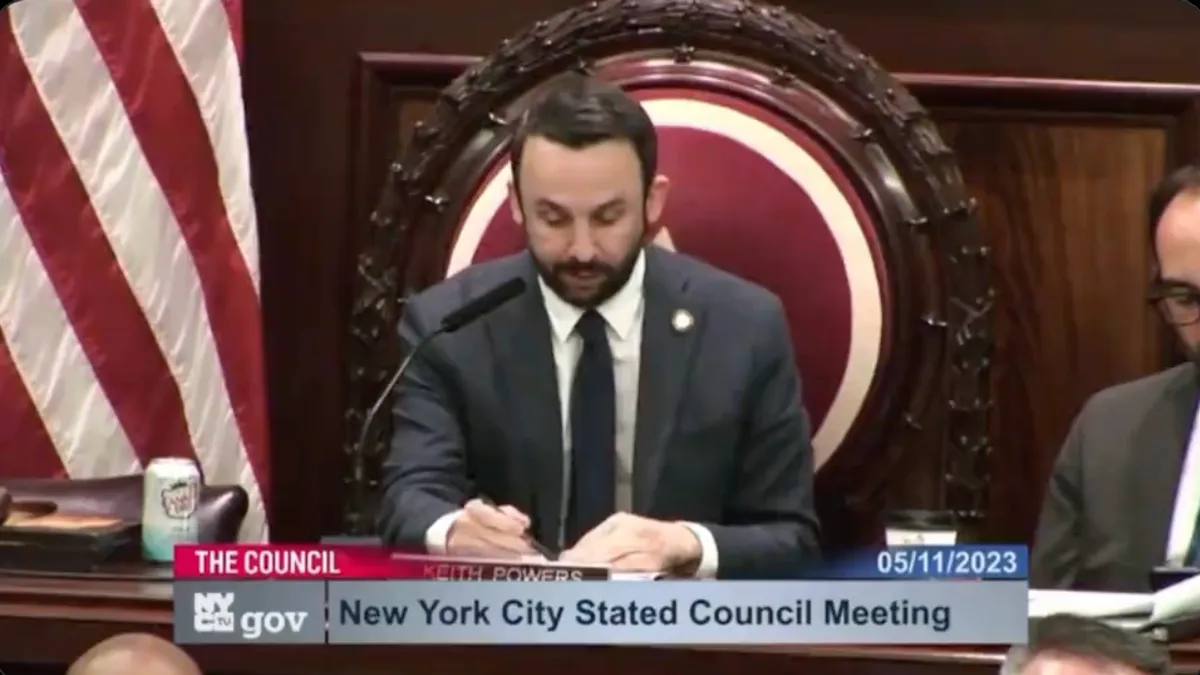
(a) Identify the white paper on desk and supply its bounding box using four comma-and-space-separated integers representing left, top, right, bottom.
1029, 589, 1154, 619
1148, 573, 1200, 625
610, 571, 666, 580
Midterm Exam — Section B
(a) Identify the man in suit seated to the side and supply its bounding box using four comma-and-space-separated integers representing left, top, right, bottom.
1032, 163, 1200, 591
376, 74, 821, 579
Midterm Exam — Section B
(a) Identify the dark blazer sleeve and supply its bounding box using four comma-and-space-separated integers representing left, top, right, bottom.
375, 299, 473, 550
1030, 411, 1087, 589
705, 297, 822, 578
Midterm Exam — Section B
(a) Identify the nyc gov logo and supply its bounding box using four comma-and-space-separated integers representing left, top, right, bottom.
193, 592, 308, 640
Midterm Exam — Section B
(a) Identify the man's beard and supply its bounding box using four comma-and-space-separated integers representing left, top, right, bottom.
533, 240, 644, 309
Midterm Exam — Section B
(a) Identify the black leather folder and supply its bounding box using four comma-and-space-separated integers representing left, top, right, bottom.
0, 501, 140, 573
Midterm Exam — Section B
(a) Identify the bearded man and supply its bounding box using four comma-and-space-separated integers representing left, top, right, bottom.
376, 74, 819, 579
1033, 163, 1200, 592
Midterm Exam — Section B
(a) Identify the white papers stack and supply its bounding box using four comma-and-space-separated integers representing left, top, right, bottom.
1030, 574, 1200, 632
1028, 590, 1153, 620
1147, 573, 1200, 626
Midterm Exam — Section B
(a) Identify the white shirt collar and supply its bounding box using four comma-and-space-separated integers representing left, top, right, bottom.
539, 250, 645, 344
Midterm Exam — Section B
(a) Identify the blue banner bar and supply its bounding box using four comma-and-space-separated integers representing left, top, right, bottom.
805, 545, 1028, 580
173, 578, 1028, 645
327, 580, 1026, 644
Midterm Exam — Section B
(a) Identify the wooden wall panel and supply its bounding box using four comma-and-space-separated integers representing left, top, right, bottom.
936, 119, 1171, 540
244, 0, 1200, 542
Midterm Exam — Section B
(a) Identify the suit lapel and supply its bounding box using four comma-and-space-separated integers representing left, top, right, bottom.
1131, 366, 1197, 566
633, 248, 702, 513
487, 256, 563, 546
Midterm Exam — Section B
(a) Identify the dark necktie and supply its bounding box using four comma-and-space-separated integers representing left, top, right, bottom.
564, 309, 616, 547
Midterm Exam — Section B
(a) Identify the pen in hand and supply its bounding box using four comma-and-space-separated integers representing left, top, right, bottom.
478, 496, 558, 561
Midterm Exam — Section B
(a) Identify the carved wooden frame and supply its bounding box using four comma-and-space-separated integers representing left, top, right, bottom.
342, 0, 991, 538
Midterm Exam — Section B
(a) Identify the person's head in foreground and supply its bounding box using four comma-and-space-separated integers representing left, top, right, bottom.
1002, 614, 1169, 675
508, 73, 669, 309
67, 633, 202, 675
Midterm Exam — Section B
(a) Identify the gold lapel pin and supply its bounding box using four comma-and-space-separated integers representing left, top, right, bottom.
671, 309, 694, 333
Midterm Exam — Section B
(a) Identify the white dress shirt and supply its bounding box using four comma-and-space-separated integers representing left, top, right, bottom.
425, 252, 718, 577
1165, 400, 1200, 565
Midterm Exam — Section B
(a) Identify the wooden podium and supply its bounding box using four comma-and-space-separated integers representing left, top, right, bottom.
2, 573, 1199, 675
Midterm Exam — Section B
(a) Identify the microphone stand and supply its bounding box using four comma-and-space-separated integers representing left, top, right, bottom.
340, 276, 527, 536
345, 326, 448, 535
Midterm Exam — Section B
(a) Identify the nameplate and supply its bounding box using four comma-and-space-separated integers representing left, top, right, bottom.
393, 554, 610, 581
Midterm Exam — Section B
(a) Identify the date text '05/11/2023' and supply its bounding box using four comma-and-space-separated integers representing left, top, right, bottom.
875, 548, 1022, 577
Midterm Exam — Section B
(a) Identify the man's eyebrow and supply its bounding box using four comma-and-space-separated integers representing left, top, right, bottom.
533, 198, 567, 210
590, 198, 625, 212
1155, 277, 1200, 295
532, 198, 625, 212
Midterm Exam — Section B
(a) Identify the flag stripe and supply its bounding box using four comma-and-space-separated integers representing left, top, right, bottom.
0, 336, 65, 479
148, 0, 260, 292
1, 6, 201, 471
217, 0, 241, 62
75, 0, 270, 524
0, 177, 140, 480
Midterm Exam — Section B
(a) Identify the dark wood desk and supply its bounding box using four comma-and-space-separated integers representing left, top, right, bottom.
0, 574, 1195, 675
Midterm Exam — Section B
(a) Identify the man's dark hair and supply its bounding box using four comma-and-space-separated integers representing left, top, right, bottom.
1001, 614, 1169, 675
1149, 162, 1200, 243
509, 74, 657, 194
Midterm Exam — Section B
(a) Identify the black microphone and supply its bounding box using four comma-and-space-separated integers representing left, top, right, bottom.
353, 278, 528, 463
439, 277, 527, 333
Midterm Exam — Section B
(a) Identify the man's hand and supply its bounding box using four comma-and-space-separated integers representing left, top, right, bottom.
558, 513, 702, 574
445, 499, 538, 559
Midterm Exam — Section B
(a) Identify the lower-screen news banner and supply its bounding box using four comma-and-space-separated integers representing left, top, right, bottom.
171, 544, 1030, 645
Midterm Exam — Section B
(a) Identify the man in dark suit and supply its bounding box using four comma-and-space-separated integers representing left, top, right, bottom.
1032, 163, 1200, 591
376, 75, 820, 579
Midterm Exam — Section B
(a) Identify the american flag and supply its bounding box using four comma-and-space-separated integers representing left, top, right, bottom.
0, 0, 268, 541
